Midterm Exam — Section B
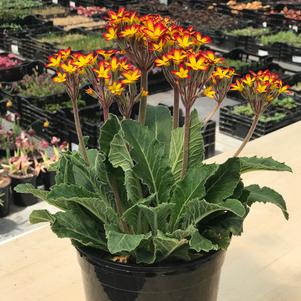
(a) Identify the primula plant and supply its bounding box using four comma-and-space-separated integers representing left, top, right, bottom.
16, 8, 291, 265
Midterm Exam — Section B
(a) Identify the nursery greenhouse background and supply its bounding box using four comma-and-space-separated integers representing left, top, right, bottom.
1, 0, 301, 301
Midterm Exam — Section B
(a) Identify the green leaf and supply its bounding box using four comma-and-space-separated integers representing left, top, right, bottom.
14, 184, 49, 201
54, 155, 75, 185
202, 227, 231, 250
205, 158, 241, 203
189, 230, 218, 252
245, 184, 289, 219
153, 230, 189, 262
168, 225, 218, 253
179, 198, 246, 229
218, 215, 244, 236
145, 105, 172, 154
109, 129, 142, 204
122, 119, 174, 205
104, 225, 150, 254
51, 208, 106, 249
59, 197, 117, 224
99, 114, 120, 155
122, 194, 157, 233
138, 203, 175, 233
239, 157, 292, 173
171, 164, 218, 229
29, 209, 55, 224
46, 184, 98, 210
169, 109, 204, 182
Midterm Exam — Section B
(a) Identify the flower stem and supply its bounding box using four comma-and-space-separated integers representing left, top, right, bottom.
138, 70, 148, 125
234, 113, 260, 157
103, 105, 109, 122
181, 106, 191, 179
111, 176, 131, 234
173, 87, 180, 128
203, 102, 220, 128
72, 97, 89, 164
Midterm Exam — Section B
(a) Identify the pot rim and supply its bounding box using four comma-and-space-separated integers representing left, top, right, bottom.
76, 245, 225, 274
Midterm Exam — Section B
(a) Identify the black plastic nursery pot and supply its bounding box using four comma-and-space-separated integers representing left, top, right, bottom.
77, 246, 226, 301
10, 174, 38, 207
42, 170, 56, 191
0, 177, 11, 218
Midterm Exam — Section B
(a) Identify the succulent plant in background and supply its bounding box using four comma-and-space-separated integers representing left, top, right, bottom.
11, 69, 65, 98
0, 53, 23, 69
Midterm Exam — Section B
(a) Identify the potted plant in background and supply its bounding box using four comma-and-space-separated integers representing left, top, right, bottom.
3, 130, 40, 207
38, 136, 68, 190
16, 8, 292, 301
0, 168, 11, 217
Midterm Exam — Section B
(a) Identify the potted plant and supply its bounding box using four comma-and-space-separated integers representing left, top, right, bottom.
0, 112, 21, 160
38, 136, 68, 190
0, 168, 11, 217
16, 8, 292, 301
3, 130, 40, 206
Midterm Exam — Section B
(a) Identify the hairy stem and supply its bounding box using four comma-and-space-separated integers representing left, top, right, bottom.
173, 87, 180, 128
203, 102, 220, 128
111, 176, 131, 234
72, 97, 89, 164
138, 70, 148, 125
234, 113, 260, 157
103, 105, 109, 122
181, 106, 191, 179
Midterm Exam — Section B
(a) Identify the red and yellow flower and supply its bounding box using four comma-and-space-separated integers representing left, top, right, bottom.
108, 82, 124, 95
94, 61, 111, 79
172, 65, 190, 79
47, 54, 62, 68
122, 68, 141, 84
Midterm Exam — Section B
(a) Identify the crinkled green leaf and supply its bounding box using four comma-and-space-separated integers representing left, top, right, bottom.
145, 105, 172, 154
51, 208, 106, 250
138, 203, 175, 233
99, 114, 120, 155
29, 209, 55, 224
239, 156, 292, 173
169, 109, 204, 182
245, 184, 289, 219
179, 198, 246, 229
122, 194, 156, 233
153, 230, 189, 262
122, 119, 174, 205
171, 164, 218, 230
104, 225, 151, 254
205, 158, 241, 203
14, 184, 49, 201
189, 230, 218, 252
109, 129, 142, 204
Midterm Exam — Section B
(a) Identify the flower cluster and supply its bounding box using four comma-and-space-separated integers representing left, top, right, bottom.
231, 70, 289, 115
156, 49, 222, 109
86, 51, 144, 119
204, 67, 236, 103
104, 8, 172, 71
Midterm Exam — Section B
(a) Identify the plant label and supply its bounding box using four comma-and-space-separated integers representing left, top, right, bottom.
258, 49, 268, 56
262, 22, 267, 28
159, 0, 168, 4
52, 0, 58, 3
70, 1, 76, 7
293, 25, 298, 33
71, 143, 79, 151
292, 56, 301, 64
11, 44, 19, 55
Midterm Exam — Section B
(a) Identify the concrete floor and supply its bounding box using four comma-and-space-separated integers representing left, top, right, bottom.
0, 91, 242, 243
